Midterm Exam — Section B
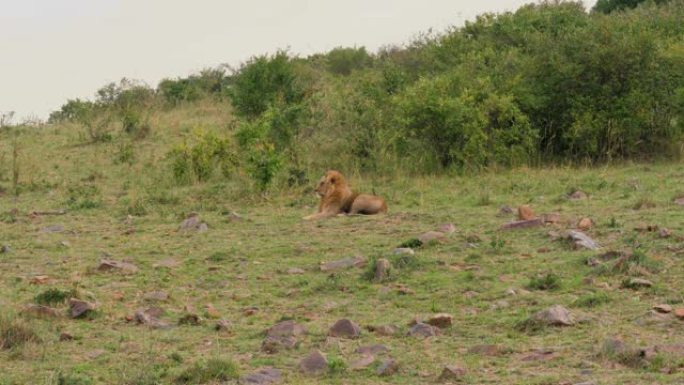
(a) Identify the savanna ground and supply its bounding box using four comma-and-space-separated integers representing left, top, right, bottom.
2, 113, 684, 385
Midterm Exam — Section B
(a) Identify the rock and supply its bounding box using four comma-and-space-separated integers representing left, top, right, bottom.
634, 222, 658, 232
521, 349, 556, 361
134, 307, 169, 329
505, 288, 517, 296
86, 349, 106, 359
329, 319, 361, 338
262, 320, 306, 353
625, 278, 653, 288
674, 197, 684, 206
568, 190, 588, 200
501, 218, 543, 230
418, 231, 446, 244
179, 213, 208, 232
178, 313, 202, 325
468, 344, 505, 356
320, 255, 366, 272
153, 258, 180, 269
299, 350, 328, 375
355, 344, 389, 355
498, 205, 514, 215
602, 338, 628, 356
564, 230, 600, 250
143, 291, 169, 302
59, 332, 74, 341
204, 303, 220, 318
518, 205, 535, 220
98, 259, 138, 274
367, 324, 399, 336
350, 354, 376, 370
542, 213, 562, 224
374, 258, 391, 282
240, 367, 281, 385
215, 319, 232, 332
577, 217, 593, 230
287, 267, 305, 275
438, 223, 457, 234
439, 365, 466, 381
674, 308, 684, 319
40, 224, 64, 233
376, 359, 399, 376
408, 322, 439, 338
393, 247, 415, 256
22, 304, 60, 318
531, 305, 574, 326
659, 228, 672, 238
69, 298, 95, 318
426, 313, 453, 328
653, 304, 673, 313
0, 245, 11, 253
29, 275, 50, 285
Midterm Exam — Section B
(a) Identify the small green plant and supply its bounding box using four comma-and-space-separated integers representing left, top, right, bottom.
57, 372, 94, 385
572, 291, 611, 308
34, 288, 75, 306
207, 251, 230, 263
66, 184, 102, 210
327, 355, 347, 375
167, 130, 236, 184
527, 273, 561, 291
174, 357, 238, 384
115, 141, 135, 165
397, 238, 422, 248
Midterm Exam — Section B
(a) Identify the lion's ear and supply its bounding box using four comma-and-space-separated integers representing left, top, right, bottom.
329, 176, 337, 184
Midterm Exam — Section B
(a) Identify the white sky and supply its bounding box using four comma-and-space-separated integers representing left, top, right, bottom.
0, 0, 596, 121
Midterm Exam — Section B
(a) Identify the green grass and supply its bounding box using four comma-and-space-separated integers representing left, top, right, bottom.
2, 119, 684, 384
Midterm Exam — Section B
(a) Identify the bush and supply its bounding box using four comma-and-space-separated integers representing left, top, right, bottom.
527, 273, 562, 291
174, 357, 238, 384
325, 46, 373, 75
167, 130, 236, 184
0, 314, 40, 350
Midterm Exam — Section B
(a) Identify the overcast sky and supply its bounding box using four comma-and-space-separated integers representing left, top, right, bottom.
0, 0, 596, 121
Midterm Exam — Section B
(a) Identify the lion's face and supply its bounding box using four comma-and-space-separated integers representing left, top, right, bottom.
314, 170, 343, 197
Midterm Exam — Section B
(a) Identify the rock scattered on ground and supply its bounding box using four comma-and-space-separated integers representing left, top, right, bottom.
518, 205, 535, 220
153, 258, 180, 269
329, 319, 361, 338
625, 278, 653, 288
240, 367, 281, 385
653, 304, 673, 313
659, 228, 672, 238
501, 218, 543, 230
393, 248, 415, 256
426, 313, 453, 328
178, 313, 202, 325
39, 224, 64, 233
374, 258, 391, 282
29, 275, 50, 285
214, 319, 232, 332
98, 259, 138, 274
531, 305, 574, 326
0, 245, 11, 253
287, 267, 305, 275
498, 205, 514, 215
69, 298, 95, 318
408, 322, 439, 338
577, 217, 593, 230
438, 365, 466, 381
437, 223, 457, 234
350, 354, 376, 370
568, 190, 588, 200
418, 231, 446, 244
355, 344, 389, 355
143, 291, 168, 302
468, 344, 505, 356
564, 230, 600, 250
674, 197, 684, 206
262, 320, 306, 353
367, 324, 399, 336
59, 332, 74, 341
675, 309, 684, 319
542, 213, 562, 224
376, 359, 399, 376
134, 307, 169, 329
299, 350, 328, 376
320, 255, 366, 272
178, 213, 208, 232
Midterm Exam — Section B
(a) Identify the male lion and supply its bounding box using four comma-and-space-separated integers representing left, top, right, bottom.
303, 170, 387, 220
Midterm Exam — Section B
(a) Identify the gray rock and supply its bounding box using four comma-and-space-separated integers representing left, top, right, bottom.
299, 350, 327, 375
350, 354, 376, 370
40, 224, 64, 233
240, 367, 281, 384
393, 248, 415, 256
418, 231, 445, 243
69, 298, 95, 318
320, 256, 366, 272
0, 245, 11, 253
355, 344, 389, 355
501, 219, 543, 230
98, 259, 138, 274
374, 258, 391, 282
426, 313, 453, 328
329, 319, 361, 339
408, 322, 439, 338
564, 230, 600, 250
143, 291, 168, 302
376, 359, 399, 376
531, 305, 574, 326
438, 365, 466, 381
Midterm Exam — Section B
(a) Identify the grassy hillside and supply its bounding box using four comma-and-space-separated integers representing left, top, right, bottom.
2, 1, 684, 384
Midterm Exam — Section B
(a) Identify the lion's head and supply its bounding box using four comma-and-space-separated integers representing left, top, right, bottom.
314, 170, 347, 198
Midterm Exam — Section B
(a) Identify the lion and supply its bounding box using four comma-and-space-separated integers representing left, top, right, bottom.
303, 170, 387, 220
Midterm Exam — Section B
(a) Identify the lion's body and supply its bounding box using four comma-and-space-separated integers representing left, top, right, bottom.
303, 170, 387, 220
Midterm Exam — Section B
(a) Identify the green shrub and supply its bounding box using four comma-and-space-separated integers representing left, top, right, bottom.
167, 130, 236, 184
0, 314, 40, 350
527, 273, 562, 291
174, 357, 238, 384
66, 184, 102, 210
34, 288, 75, 306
